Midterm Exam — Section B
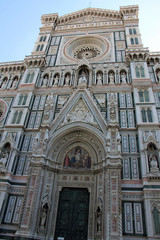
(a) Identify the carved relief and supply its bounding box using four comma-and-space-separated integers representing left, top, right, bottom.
62, 99, 97, 125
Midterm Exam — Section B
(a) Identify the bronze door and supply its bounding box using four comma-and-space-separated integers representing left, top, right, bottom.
54, 188, 89, 240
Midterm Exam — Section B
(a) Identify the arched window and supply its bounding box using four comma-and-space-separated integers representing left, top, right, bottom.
17, 111, 22, 124
43, 36, 47, 41
18, 95, 23, 105
131, 38, 134, 45
133, 28, 137, 34
36, 45, 40, 51
40, 36, 43, 42
22, 95, 27, 105
153, 207, 160, 234
135, 37, 139, 44
141, 108, 147, 122
144, 90, 149, 102
140, 66, 145, 77
40, 44, 44, 51
147, 108, 153, 122
139, 90, 144, 102
135, 66, 140, 78
12, 111, 18, 124
129, 28, 132, 35
30, 72, 35, 83
25, 73, 30, 83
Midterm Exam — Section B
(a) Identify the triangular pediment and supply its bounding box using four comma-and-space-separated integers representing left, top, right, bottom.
58, 7, 121, 25
50, 89, 107, 134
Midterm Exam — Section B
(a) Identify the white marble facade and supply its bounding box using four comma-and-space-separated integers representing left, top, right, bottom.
0, 5, 160, 240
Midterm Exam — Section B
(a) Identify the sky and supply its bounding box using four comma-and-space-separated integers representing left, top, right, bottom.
0, 0, 160, 63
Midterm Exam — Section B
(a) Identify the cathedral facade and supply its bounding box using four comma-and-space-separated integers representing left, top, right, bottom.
0, 5, 160, 240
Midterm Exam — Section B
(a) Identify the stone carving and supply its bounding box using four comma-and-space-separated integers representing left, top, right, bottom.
42, 75, 48, 87
96, 206, 102, 232
57, 96, 69, 107
106, 131, 111, 153
109, 72, 114, 84
78, 69, 88, 86
39, 204, 48, 229
0, 152, 8, 166
96, 73, 103, 85
95, 94, 106, 107
11, 77, 18, 89
149, 154, 159, 172
120, 71, 127, 83
63, 99, 96, 125
108, 93, 117, 122
45, 94, 55, 110
64, 74, 70, 86
1, 79, 7, 89
33, 132, 40, 153
53, 75, 59, 86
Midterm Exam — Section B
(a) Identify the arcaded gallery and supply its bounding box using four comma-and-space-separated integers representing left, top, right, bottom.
0, 4, 160, 240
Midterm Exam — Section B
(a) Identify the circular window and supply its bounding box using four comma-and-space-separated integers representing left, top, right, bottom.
63, 35, 109, 62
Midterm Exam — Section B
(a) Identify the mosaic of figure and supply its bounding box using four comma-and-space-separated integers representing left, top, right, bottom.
64, 147, 91, 169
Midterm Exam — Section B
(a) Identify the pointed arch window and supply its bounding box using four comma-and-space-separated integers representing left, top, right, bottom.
131, 38, 134, 45
36, 45, 40, 51
17, 111, 22, 124
133, 28, 137, 34
147, 108, 153, 122
140, 66, 145, 77
40, 36, 43, 42
139, 90, 144, 102
40, 44, 44, 51
12, 111, 18, 124
153, 207, 160, 234
135, 66, 140, 78
141, 109, 147, 122
129, 28, 133, 35
135, 37, 139, 44
144, 90, 149, 102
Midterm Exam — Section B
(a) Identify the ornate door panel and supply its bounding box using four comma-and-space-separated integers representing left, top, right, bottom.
54, 188, 89, 240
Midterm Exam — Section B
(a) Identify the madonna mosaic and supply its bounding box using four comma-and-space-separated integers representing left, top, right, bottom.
63, 146, 91, 169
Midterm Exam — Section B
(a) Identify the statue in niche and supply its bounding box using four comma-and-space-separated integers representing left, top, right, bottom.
121, 71, 127, 83
96, 206, 102, 232
78, 69, 88, 86
157, 71, 160, 82
40, 204, 48, 229
11, 77, 18, 89
0, 152, 8, 166
109, 72, 114, 84
96, 72, 103, 85
64, 74, 70, 86
1, 79, 8, 89
42, 75, 48, 87
149, 154, 158, 171
53, 75, 59, 85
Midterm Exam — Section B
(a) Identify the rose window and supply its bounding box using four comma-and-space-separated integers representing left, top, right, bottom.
73, 45, 101, 59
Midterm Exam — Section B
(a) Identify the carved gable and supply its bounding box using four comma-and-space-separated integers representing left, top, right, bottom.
50, 89, 107, 134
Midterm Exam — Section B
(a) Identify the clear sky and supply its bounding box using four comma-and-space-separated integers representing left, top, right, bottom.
0, 0, 160, 63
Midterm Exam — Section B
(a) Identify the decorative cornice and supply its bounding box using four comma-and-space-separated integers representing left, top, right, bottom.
125, 48, 149, 62
24, 55, 46, 68
147, 52, 160, 64
0, 61, 25, 73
